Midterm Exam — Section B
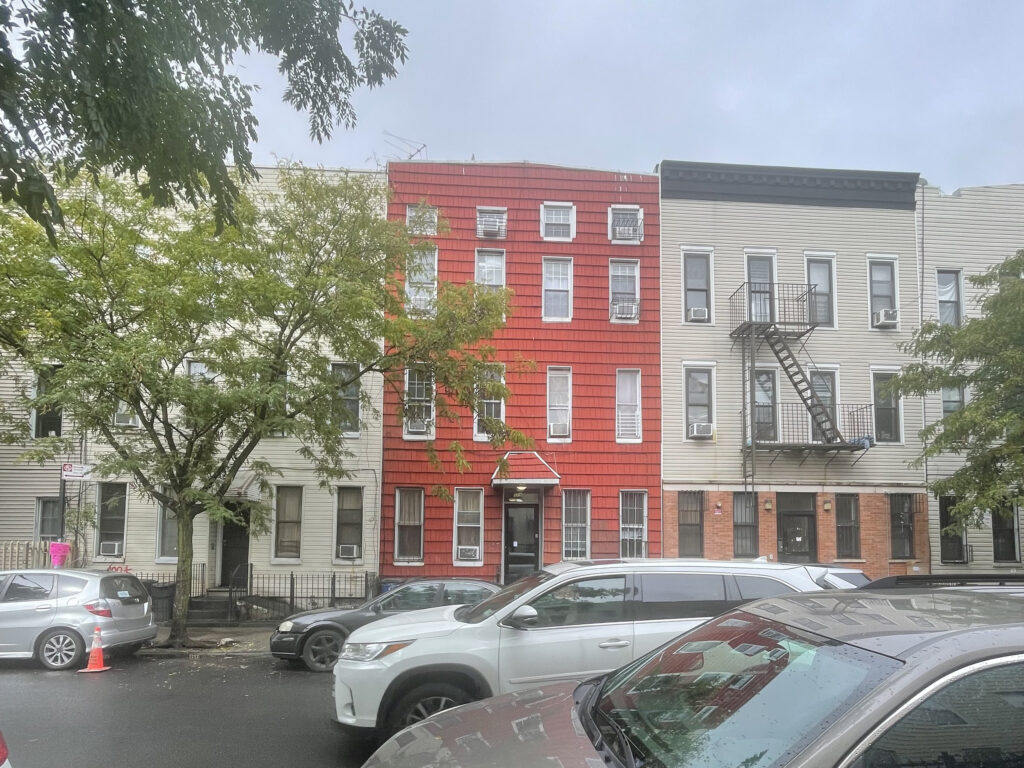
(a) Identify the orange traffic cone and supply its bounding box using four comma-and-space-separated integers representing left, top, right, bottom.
78, 625, 111, 673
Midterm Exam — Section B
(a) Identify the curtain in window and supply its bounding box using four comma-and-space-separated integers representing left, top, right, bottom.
456, 489, 482, 547
397, 489, 423, 560
274, 486, 302, 558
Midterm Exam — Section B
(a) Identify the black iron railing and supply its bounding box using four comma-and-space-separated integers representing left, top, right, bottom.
241, 569, 376, 621
730, 282, 823, 335
745, 403, 875, 449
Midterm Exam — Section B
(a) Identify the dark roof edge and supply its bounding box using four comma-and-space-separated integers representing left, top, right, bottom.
660, 160, 921, 210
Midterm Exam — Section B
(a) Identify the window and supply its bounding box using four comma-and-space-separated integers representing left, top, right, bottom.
96, 482, 127, 557
443, 582, 494, 606
869, 259, 897, 315
474, 365, 504, 441
942, 385, 964, 416
677, 491, 704, 557
542, 257, 572, 321
476, 207, 507, 238
992, 503, 1020, 563
404, 366, 434, 438
475, 249, 505, 291
889, 493, 915, 559
608, 206, 643, 242
609, 260, 640, 321
562, 489, 590, 560
747, 253, 775, 323
157, 502, 178, 560
810, 369, 837, 442
113, 400, 140, 428
754, 370, 777, 442
405, 203, 437, 236
332, 363, 360, 435
620, 491, 647, 557
734, 575, 797, 600
336, 487, 362, 559
274, 486, 302, 559
836, 494, 860, 558
733, 492, 758, 557
638, 573, 727, 620
381, 581, 438, 611
188, 360, 212, 380
454, 488, 483, 562
406, 246, 437, 314
395, 488, 424, 562
540, 202, 575, 241
685, 368, 713, 431
33, 365, 62, 438
1, 573, 55, 602
36, 497, 61, 542
937, 269, 962, 326
873, 371, 901, 442
616, 369, 641, 441
529, 576, 626, 627
806, 256, 835, 327
547, 366, 571, 440
683, 251, 712, 322
939, 496, 967, 564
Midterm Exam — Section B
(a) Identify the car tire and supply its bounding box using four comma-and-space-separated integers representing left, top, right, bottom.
386, 683, 472, 735
301, 628, 347, 672
37, 628, 85, 670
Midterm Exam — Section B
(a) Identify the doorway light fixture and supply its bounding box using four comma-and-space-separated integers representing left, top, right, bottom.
763, 498, 773, 512
516, 485, 527, 491
822, 499, 832, 512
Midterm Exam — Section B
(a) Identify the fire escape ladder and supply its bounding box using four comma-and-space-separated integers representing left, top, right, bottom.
762, 324, 843, 444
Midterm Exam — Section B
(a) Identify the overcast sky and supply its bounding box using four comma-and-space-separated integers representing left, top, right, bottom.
241, 0, 1023, 192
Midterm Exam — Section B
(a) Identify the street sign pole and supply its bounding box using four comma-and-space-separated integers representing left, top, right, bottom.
58, 475, 66, 540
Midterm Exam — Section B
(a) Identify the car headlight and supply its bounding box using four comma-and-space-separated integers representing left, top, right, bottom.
339, 641, 413, 662
278, 620, 295, 633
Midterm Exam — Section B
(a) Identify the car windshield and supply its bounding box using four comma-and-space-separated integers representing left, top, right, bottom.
457, 571, 554, 624
593, 610, 901, 768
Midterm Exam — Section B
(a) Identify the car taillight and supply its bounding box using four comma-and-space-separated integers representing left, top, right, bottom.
84, 599, 113, 618
0, 728, 9, 763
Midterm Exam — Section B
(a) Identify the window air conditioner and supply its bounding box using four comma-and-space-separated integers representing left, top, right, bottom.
688, 422, 714, 439
114, 412, 137, 427
337, 544, 360, 559
687, 307, 710, 323
613, 225, 639, 240
99, 541, 123, 557
456, 546, 480, 560
872, 308, 898, 328
549, 422, 570, 438
479, 219, 502, 237
612, 301, 639, 320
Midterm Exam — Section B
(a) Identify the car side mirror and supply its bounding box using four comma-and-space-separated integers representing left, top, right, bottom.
372, 602, 384, 613
506, 604, 539, 629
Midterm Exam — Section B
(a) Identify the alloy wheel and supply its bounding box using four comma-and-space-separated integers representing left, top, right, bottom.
403, 696, 458, 725
42, 633, 78, 668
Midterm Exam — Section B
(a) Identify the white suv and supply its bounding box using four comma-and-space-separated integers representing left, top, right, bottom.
332, 559, 864, 738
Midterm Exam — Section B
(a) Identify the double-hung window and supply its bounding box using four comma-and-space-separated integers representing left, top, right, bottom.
835, 494, 860, 558
336, 487, 362, 559
540, 202, 575, 241
562, 489, 590, 560
889, 493, 914, 559
406, 204, 437, 236
809, 369, 837, 442
32, 366, 62, 438
475, 249, 505, 292
542, 257, 572, 321
685, 367, 713, 433
476, 207, 507, 238
753, 370, 778, 442
992, 503, 1020, 563
406, 246, 437, 314
677, 491, 704, 556
332, 363, 360, 435
36, 497, 61, 543
547, 367, 571, 440
937, 269, 962, 327
608, 206, 642, 243
97, 482, 127, 557
806, 255, 835, 327
404, 366, 434, 438
395, 488, 424, 562
615, 369, 641, 442
733, 492, 758, 557
683, 251, 712, 323
619, 491, 647, 557
941, 386, 964, 417
873, 371, 901, 442
939, 496, 967, 564
454, 488, 483, 563
869, 259, 897, 319
274, 486, 302, 559
474, 365, 504, 441
609, 260, 639, 321
157, 500, 178, 560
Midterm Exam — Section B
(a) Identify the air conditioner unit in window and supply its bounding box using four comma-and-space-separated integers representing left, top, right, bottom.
99, 541, 123, 557
872, 308, 898, 328
479, 219, 502, 237
456, 546, 480, 560
114, 412, 137, 427
612, 301, 639, 320
549, 422, 570, 438
688, 422, 714, 439
687, 307, 710, 323
337, 544, 360, 559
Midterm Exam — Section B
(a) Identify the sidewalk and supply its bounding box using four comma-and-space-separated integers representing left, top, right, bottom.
140, 624, 273, 656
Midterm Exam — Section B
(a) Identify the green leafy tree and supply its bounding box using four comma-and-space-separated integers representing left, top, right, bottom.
890, 250, 1024, 528
0, 0, 407, 242
0, 165, 526, 644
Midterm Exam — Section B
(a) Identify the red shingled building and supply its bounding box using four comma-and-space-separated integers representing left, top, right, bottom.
381, 162, 661, 583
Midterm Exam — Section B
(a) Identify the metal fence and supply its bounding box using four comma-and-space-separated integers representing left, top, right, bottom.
0, 540, 50, 569
747, 403, 875, 448
729, 282, 816, 332
234, 569, 378, 621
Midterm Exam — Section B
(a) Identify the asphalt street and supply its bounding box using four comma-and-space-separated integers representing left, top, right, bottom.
0, 653, 377, 768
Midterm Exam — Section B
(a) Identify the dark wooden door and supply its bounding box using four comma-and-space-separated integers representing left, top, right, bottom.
220, 508, 250, 587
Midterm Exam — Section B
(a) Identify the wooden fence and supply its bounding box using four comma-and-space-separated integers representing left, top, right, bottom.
0, 540, 50, 569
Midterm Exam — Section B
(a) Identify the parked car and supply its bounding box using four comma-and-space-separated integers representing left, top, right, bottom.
332, 558, 866, 738
0, 728, 11, 768
271, 578, 499, 672
0, 569, 158, 670
364, 589, 1024, 768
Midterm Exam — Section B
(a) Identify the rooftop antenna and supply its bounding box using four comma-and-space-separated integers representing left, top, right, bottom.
382, 131, 427, 161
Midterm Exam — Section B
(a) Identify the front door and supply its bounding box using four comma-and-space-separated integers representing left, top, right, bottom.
777, 493, 817, 563
504, 505, 539, 584
220, 506, 250, 587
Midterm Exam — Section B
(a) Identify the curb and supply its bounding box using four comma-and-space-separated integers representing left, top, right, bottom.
139, 648, 268, 657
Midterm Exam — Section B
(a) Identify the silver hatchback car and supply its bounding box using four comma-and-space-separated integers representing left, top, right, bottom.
0, 569, 158, 670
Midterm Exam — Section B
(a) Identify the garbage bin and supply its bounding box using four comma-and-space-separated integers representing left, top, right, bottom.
147, 582, 177, 622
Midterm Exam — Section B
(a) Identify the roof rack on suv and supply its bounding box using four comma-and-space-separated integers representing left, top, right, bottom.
865, 573, 1024, 589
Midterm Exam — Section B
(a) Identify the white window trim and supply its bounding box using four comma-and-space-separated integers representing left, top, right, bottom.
804, 251, 838, 330
406, 245, 438, 315
683, 361, 718, 439
271, 484, 302, 564
394, 487, 425, 565
542, 256, 574, 323
609, 259, 640, 325
546, 366, 572, 444
682, 246, 715, 325
406, 203, 437, 236
155, 500, 178, 564
561, 489, 591, 560
94, 481, 128, 562
403, 367, 435, 440
619, 490, 648, 556
452, 487, 485, 567
35, 496, 61, 543
615, 368, 642, 444
476, 206, 508, 239
332, 361, 361, 439
870, 366, 905, 446
865, 253, 901, 331
935, 267, 965, 327
473, 365, 505, 442
607, 204, 643, 244
539, 201, 576, 243
474, 248, 506, 289
113, 400, 141, 429
332, 485, 365, 565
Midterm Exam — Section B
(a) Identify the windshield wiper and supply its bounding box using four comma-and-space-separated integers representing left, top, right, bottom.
594, 705, 642, 768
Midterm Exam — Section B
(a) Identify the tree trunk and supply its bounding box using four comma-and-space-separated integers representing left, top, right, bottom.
168, 510, 195, 645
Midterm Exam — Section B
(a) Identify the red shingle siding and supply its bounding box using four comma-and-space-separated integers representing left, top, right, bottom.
382, 162, 662, 580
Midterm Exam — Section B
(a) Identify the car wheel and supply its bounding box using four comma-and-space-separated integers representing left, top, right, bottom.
301, 629, 346, 672
37, 628, 85, 670
387, 683, 471, 734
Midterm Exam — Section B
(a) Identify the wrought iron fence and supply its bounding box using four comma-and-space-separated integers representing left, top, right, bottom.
729, 282, 819, 332
746, 403, 875, 448
233, 569, 378, 622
